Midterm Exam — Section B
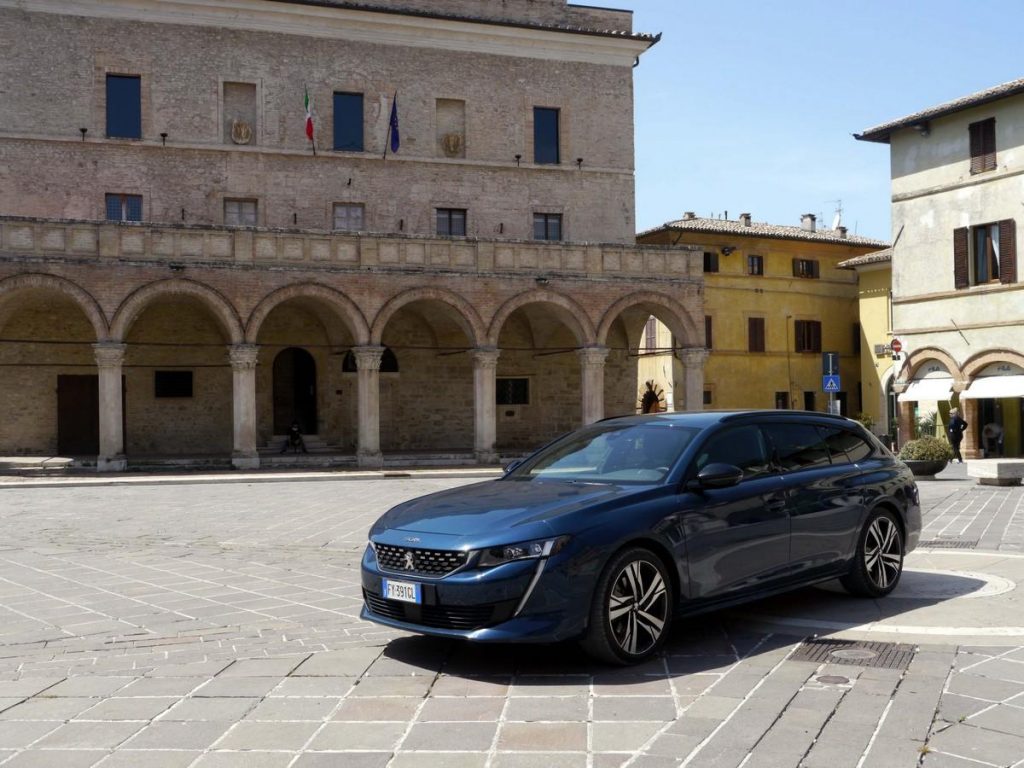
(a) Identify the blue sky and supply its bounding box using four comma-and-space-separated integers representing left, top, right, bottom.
620, 0, 1023, 241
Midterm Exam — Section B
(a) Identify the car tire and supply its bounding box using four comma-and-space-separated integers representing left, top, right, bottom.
841, 509, 905, 597
580, 547, 674, 665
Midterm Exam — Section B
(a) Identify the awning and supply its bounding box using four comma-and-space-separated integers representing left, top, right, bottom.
897, 377, 953, 403
959, 375, 1024, 400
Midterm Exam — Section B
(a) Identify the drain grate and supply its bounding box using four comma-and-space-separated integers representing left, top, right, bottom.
918, 539, 978, 549
792, 638, 916, 670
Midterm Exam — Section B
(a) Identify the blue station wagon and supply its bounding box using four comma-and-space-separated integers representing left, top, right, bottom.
361, 411, 921, 664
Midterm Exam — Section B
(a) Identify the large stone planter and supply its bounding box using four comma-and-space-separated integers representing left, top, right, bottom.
903, 459, 948, 478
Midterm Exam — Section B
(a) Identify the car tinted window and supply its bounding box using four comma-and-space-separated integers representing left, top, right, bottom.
693, 425, 771, 479
764, 423, 831, 471
820, 427, 874, 463
512, 424, 700, 484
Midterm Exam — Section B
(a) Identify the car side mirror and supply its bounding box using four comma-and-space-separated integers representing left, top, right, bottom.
687, 463, 743, 491
504, 459, 523, 474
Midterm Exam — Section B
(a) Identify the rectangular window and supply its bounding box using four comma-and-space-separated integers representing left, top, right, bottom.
969, 117, 996, 174
496, 377, 529, 405
533, 213, 562, 241
792, 258, 820, 278
154, 371, 193, 398
106, 74, 141, 139
702, 390, 713, 406
704, 315, 713, 350
224, 199, 257, 227
748, 317, 766, 353
703, 251, 719, 273
794, 320, 822, 353
747, 254, 764, 275
774, 391, 789, 410
972, 223, 1001, 284
533, 107, 560, 165
644, 316, 657, 352
803, 391, 816, 411
105, 193, 142, 222
333, 92, 364, 152
333, 203, 365, 231
436, 208, 467, 237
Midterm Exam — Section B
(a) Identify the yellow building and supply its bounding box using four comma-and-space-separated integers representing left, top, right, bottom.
638, 213, 889, 415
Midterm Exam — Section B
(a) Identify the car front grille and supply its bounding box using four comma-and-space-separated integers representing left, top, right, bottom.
363, 591, 516, 631
374, 544, 468, 577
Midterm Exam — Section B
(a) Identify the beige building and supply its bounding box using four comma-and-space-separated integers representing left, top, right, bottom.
857, 77, 1024, 458
0, 0, 707, 470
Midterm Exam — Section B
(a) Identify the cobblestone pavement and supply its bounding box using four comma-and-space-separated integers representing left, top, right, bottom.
0, 475, 1022, 767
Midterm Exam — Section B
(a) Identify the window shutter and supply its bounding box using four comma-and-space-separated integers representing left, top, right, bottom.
811, 321, 822, 353
792, 258, 799, 277
999, 219, 1017, 284
953, 227, 970, 289
705, 316, 713, 350
982, 119, 997, 171
812, 260, 820, 278
969, 122, 983, 174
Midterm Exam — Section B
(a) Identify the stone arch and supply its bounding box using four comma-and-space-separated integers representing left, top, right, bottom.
487, 289, 596, 347
246, 283, 370, 345
596, 291, 698, 348
961, 349, 1024, 379
0, 273, 108, 340
370, 286, 486, 347
900, 346, 963, 383
110, 278, 244, 344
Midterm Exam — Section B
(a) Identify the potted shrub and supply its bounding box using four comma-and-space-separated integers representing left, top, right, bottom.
898, 435, 953, 477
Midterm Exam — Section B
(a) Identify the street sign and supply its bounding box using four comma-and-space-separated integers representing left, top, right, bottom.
822, 375, 841, 393
822, 351, 840, 376
891, 338, 903, 354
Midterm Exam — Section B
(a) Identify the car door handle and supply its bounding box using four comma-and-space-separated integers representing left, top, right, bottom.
763, 493, 788, 512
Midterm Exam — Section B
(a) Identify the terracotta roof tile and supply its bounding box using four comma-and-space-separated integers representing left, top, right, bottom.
638, 217, 889, 248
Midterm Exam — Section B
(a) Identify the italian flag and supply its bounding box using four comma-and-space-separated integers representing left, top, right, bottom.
304, 86, 314, 142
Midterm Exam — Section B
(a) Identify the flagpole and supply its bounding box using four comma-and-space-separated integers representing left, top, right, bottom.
383, 91, 398, 161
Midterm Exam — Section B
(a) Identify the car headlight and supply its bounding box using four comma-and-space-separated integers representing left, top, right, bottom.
477, 536, 571, 567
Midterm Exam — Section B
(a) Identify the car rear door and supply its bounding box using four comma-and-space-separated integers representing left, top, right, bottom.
680, 424, 790, 599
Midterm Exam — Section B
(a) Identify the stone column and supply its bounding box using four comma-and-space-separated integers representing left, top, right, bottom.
229, 344, 260, 470
679, 348, 709, 412
578, 346, 609, 425
93, 342, 127, 472
472, 347, 500, 463
354, 346, 385, 469
961, 398, 981, 459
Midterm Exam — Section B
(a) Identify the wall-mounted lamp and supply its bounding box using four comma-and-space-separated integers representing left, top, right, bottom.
79, 127, 88, 141
720, 246, 736, 256
912, 122, 930, 137
499, 223, 504, 234
575, 157, 583, 169
181, 207, 185, 221
514, 154, 522, 167
399, 218, 404, 231
160, 132, 168, 146
168, 263, 186, 273
535, 275, 549, 285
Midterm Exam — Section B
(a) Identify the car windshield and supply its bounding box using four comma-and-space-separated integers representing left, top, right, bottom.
508, 423, 700, 484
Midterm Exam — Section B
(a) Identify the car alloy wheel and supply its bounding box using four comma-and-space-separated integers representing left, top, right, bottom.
581, 548, 673, 664
842, 510, 904, 597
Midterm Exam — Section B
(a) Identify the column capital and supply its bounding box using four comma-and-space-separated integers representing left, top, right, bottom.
92, 342, 127, 368
678, 348, 709, 366
352, 345, 385, 372
471, 347, 501, 370
228, 343, 260, 370
576, 345, 609, 369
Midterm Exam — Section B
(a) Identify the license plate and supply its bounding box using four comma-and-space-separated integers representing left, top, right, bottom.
382, 579, 421, 604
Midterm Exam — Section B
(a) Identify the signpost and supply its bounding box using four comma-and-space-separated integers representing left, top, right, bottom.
821, 351, 840, 415
891, 338, 903, 360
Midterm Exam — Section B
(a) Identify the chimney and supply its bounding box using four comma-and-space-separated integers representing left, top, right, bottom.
739, 212, 751, 227
801, 213, 816, 232
837, 226, 847, 239
682, 211, 696, 220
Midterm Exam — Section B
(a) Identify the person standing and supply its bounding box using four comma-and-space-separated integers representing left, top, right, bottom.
947, 408, 968, 463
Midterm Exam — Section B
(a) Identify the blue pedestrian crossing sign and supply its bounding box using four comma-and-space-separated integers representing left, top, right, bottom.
822, 375, 841, 393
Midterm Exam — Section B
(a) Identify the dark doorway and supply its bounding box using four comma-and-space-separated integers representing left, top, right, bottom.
57, 375, 99, 455
273, 347, 318, 434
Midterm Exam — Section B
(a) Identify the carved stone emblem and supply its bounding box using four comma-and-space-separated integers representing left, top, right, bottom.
441, 132, 463, 157
231, 119, 253, 145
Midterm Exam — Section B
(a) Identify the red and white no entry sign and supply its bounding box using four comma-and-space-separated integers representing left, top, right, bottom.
891, 338, 903, 354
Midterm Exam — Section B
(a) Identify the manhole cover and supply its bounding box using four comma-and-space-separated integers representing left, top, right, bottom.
918, 539, 978, 549
816, 675, 851, 685
792, 639, 915, 670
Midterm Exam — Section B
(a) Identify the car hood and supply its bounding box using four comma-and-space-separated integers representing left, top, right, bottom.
373, 479, 652, 539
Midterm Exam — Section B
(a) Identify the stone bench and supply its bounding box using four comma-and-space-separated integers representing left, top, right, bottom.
966, 459, 1024, 486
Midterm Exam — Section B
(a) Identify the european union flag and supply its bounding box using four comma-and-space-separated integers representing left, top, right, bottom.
388, 94, 400, 153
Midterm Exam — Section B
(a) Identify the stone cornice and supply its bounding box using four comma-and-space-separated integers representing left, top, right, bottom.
2, 0, 654, 66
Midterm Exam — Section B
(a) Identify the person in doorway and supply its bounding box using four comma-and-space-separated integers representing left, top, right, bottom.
280, 421, 308, 454
982, 422, 1004, 458
946, 408, 968, 463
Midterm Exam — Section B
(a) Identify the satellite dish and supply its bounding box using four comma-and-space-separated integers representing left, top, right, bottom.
831, 211, 842, 230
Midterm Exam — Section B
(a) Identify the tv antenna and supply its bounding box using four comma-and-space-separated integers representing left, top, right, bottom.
827, 199, 843, 230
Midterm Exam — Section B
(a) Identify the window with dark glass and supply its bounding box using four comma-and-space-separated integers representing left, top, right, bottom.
972, 223, 1001, 284
702, 390, 713, 406
333, 92, 364, 152
803, 391, 816, 411
819, 426, 874, 464
792, 258, 820, 278
748, 317, 766, 353
774, 392, 789, 410
704, 315, 713, 349
703, 251, 719, 273
693, 424, 770, 479
533, 213, 562, 241
533, 107, 560, 164
436, 208, 467, 237
105, 193, 142, 222
497, 377, 529, 405
794, 320, 822, 353
106, 74, 141, 139
765, 423, 830, 471
969, 117, 996, 174
154, 371, 193, 398
747, 254, 764, 275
